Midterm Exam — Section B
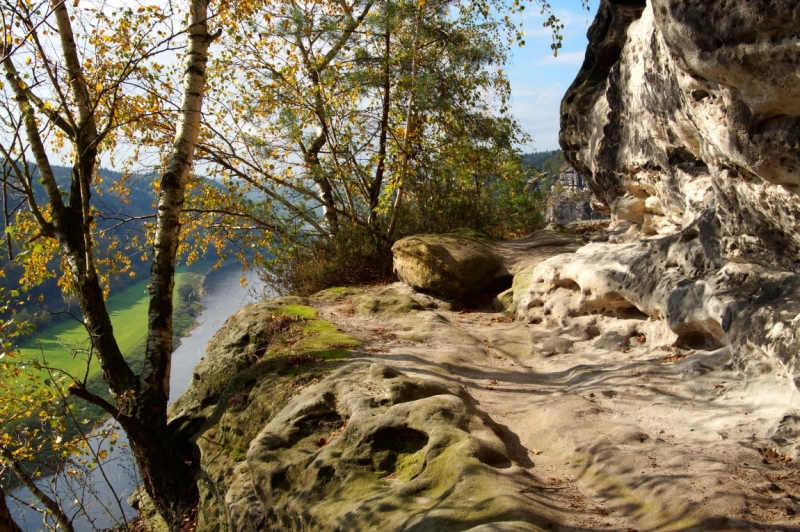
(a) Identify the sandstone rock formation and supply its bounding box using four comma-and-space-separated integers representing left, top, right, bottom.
162, 256, 800, 532
549, 0, 800, 386
391, 228, 587, 303
238, 362, 548, 531
391, 230, 505, 299
166, 288, 582, 532
166, 298, 361, 532
545, 166, 608, 225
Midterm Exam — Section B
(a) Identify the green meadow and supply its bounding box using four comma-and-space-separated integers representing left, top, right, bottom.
17, 270, 197, 382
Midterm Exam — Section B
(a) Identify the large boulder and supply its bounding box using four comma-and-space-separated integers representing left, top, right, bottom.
392, 228, 592, 301
391, 230, 504, 299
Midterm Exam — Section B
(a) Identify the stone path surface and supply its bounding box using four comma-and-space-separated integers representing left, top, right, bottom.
313, 283, 800, 531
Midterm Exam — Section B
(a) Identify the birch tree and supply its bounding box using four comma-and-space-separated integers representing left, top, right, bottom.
0, 0, 217, 526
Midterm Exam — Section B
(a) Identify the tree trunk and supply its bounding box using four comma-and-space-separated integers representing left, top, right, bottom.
0, 485, 25, 532
368, 29, 392, 227
4, 1, 216, 528
136, 0, 217, 525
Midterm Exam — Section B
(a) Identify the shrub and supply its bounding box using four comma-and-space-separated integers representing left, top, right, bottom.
263, 159, 546, 296
265, 223, 395, 297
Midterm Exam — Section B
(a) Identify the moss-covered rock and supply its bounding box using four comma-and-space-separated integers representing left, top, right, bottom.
166, 295, 366, 532
311, 286, 365, 303
169, 297, 312, 427
192, 357, 341, 532
219, 362, 550, 532
392, 230, 504, 299
169, 296, 359, 430
354, 293, 425, 315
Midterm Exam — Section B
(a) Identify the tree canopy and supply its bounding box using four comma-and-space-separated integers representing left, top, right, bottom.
0, 0, 581, 528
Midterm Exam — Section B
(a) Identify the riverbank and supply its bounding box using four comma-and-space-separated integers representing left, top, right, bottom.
3, 263, 211, 491
15, 264, 212, 430
7, 263, 265, 532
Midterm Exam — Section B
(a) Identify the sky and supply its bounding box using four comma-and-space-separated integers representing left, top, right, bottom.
504, 0, 597, 152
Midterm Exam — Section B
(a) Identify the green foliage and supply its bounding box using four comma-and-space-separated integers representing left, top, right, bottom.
268, 164, 545, 296
266, 223, 396, 297
190, 0, 549, 267
274, 305, 319, 320
522, 150, 566, 193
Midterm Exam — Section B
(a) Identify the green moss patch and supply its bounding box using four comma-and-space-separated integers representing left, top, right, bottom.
263, 309, 360, 361
292, 319, 359, 352
312, 286, 365, 302
273, 304, 318, 319
394, 450, 425, 482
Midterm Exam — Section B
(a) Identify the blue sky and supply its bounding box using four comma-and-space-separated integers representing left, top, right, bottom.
505, 0, 597, 152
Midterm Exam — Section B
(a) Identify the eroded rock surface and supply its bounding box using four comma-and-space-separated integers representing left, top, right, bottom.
554, 0, 800, 386
169, 296, 311, 427
170, 282, 800, 531
237, 362, 551, 531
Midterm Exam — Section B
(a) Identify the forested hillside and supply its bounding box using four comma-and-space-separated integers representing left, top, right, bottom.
523, 149, 566, 176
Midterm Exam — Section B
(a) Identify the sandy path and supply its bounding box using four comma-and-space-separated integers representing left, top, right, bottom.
313, 284, 800, 532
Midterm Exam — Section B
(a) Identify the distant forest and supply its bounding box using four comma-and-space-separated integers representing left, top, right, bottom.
522, 150, 566, 177
522, 150, 566, 193
1, 166, 161, 334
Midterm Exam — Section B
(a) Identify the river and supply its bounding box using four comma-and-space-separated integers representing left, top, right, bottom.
9, 263, 266, 531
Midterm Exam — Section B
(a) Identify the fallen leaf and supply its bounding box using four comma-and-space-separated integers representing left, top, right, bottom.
662, 353, 689, 364
762, 448, 792, 464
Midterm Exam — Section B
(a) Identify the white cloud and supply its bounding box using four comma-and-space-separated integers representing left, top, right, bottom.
535, 50, 586, 66
508, 83, 565, 151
